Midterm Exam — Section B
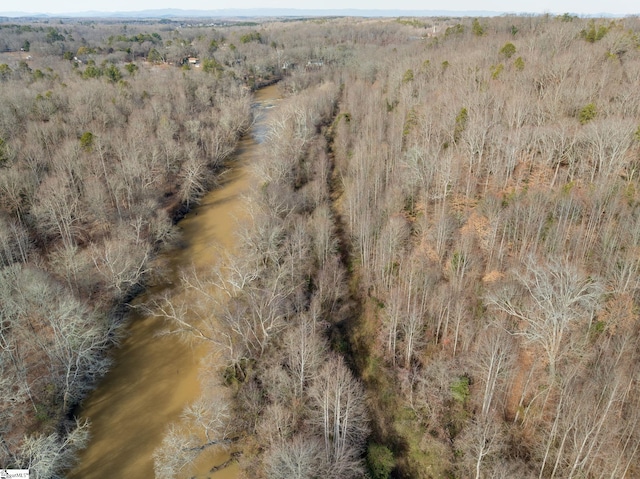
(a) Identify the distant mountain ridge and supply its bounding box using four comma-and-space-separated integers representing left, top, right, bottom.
0, 8, 623, 19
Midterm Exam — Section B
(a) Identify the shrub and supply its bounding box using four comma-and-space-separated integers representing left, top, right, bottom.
580, 20, 610, 43
367, 443, 395, 479
202, 58, 223, 74
445, 24, 464, 36
82, 64, 101, 79
402, 68, 414, 83
80, 132, 94, 151
240, 31, 262, 44
454, 107, 468, 142
472, 18, 485, 36
558, 12, 576, 22
147, 48, 163, 63
125, 63, 138, 76
500, 42, 516, 59
0, 137, 8, 163
491, 63, 504, 79
105, 64, 122, 83
579, 103, 597, 124
451, 376, 470, 403
0, 63, 11, 81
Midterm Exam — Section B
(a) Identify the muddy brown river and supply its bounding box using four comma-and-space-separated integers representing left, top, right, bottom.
68, 84, 281, 479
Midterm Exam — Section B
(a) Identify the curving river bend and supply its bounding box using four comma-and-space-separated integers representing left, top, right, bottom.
68, 84, 281, 479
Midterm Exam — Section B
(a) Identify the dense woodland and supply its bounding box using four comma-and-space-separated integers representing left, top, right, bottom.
2, 13, 640, 479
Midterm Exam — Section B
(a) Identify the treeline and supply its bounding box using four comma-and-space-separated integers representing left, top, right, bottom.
0, 22, 253, 477
0, 17, 406, 87
327, 14, 640, 479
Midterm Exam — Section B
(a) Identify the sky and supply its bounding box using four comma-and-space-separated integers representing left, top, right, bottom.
6, 0, 638, 15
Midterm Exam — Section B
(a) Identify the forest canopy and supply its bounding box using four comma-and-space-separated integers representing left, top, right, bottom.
1, 13, 640, 479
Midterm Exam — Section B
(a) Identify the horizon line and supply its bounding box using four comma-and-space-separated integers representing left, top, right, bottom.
0, 8, 634, 18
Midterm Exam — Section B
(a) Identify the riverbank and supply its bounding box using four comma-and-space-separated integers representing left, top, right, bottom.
68, 84, 282, 479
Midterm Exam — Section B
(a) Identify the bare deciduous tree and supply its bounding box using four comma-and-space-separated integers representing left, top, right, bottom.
18, 419, 90, 479
455, 417, 505, 479
486, 256, 601, 376
154, 394, 232, 479
265, 435, 325, 479
310, 355, 369, 479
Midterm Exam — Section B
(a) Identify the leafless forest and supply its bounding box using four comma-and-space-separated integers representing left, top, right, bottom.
1, 13, 640, 479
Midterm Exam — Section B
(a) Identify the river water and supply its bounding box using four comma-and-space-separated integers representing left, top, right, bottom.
68, 84, 281, 479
